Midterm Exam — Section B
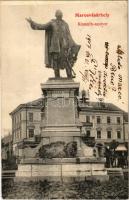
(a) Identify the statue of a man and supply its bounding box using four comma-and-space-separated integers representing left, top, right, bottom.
26, 10, 81, 78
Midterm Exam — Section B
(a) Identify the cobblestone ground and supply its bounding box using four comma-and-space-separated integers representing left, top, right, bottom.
2, 177, 128, 199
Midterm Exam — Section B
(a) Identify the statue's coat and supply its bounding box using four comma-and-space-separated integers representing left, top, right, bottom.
30, 19, 80, 69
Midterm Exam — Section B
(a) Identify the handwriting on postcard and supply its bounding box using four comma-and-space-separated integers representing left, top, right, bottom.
79, 34, 124, 101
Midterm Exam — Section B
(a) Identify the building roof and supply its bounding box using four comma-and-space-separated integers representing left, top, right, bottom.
79, 101, 125, 113
25, 98, 43, 106
10, 98, 44, 115
10, 97, 127, 116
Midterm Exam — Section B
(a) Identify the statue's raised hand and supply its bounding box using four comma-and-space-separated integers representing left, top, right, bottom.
26, 17, 33, 24
26, 17, 36, 29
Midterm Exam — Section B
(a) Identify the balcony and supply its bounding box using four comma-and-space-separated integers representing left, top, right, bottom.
23, 135, 41, 147
23, 137, 35, 143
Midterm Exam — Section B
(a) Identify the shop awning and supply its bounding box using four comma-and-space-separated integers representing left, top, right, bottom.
115, 144, 127, 151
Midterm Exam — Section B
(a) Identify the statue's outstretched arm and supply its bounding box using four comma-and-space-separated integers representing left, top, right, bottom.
26, 17, 51, 30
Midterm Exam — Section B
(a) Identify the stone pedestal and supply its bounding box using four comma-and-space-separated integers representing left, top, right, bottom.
15, 78, 109, 182
15, 159, 109, 182
40, 78, 81, 144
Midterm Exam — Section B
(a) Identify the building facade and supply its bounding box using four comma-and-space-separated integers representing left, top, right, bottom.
123, 112, 128, 143
10, 97, 128, 157
79, 101, 126, 145
10, 98, 43, 156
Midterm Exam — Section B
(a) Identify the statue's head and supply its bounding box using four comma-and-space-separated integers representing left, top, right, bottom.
55, 10, 63, 19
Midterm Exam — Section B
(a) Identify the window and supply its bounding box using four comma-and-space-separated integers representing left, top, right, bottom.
18, 131, 19, 139
19, 131, 21, 139
12, 117, 15, 126
19, 130, 22, 139
107, 116, 111, 124
41, 112, 45, 121
29, 113, 33, 122
97, 130, 101, 139
117, 131, 121, 139
86, 116, 90, 123
15, 132, 17, 140
20, 113, 21, 121
15, 116, 16, 125
17, 116, 19, 124
117, 117, 120, 124
86, 130, 91, 137
13, 131, 15, 141
40, 127, 42, 134
29, 129, 34, 138
97, 116, 101, 124
107, 131, 111, 139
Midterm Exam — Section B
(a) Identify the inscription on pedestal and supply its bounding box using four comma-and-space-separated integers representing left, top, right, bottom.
47, 96, 75, 125
41, 79, 81, 140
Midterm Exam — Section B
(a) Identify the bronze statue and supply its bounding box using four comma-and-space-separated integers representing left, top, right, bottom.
26, 10, 81, 79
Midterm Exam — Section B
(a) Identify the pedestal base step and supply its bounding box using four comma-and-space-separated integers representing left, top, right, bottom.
15, 163, 109, 182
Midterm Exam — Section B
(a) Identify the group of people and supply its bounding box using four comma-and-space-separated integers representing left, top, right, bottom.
105, 152, 128, 168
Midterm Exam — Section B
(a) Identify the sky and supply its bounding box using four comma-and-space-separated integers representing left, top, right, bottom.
1, 1, 128, 136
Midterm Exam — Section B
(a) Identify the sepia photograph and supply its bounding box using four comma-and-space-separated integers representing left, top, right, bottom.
1, 0, 128, 199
